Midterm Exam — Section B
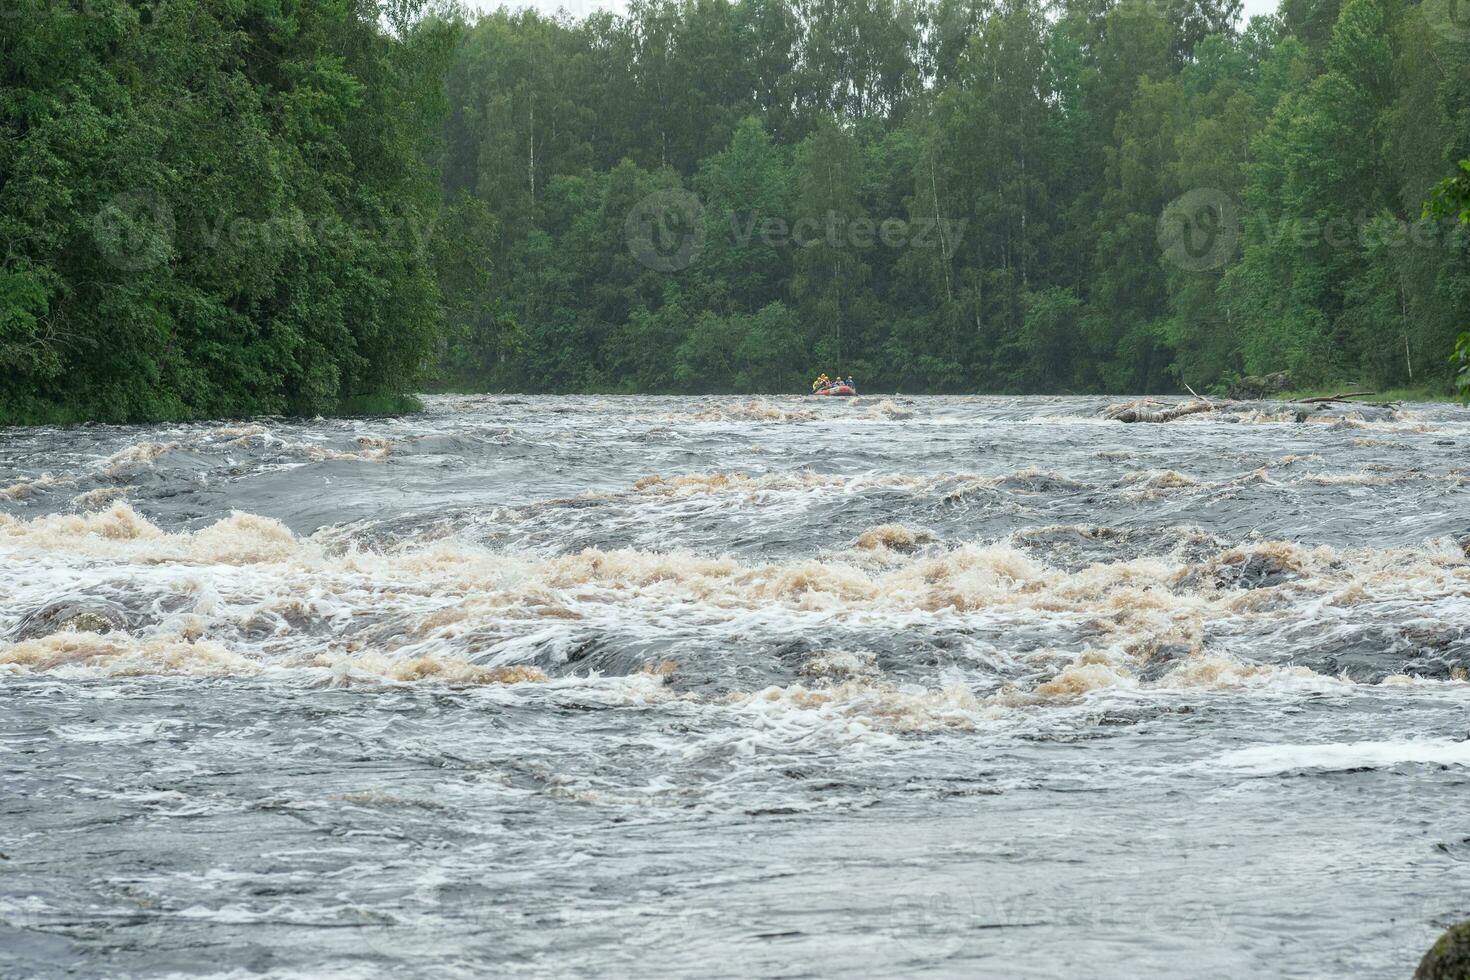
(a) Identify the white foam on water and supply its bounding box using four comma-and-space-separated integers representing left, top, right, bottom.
1212, 738, 1470, 774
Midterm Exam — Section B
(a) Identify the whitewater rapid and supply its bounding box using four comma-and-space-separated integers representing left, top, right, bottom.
2, 394, 1468, 977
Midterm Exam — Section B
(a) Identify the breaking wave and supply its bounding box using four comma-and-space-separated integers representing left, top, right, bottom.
5, 502, 1468, 712
5, 394, 1470, 978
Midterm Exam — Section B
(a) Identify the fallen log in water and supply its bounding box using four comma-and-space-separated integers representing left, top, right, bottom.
1298, 391, 1376, 404
1101, 394, 1403, 423
1102, 399, 1218, 423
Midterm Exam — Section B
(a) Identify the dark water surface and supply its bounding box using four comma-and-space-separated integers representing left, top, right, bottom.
3, 394, 1469, 978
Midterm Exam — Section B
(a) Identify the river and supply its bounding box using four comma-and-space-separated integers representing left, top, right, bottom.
2, 394, 1468, 977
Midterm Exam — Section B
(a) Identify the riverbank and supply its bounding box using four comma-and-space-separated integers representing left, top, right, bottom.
0, 394, 425, 430
8, 384, 1460, 430
1278, 384, 1458, 403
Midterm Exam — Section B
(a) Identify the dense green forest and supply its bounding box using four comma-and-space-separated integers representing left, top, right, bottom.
1, 0, 456, 422
3, 0, 1469, 421
436, 0, 1470, 396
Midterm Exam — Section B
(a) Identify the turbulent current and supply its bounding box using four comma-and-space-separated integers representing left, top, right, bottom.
3, 394, 1469, 978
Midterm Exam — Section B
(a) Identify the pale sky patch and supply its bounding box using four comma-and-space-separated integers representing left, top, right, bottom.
472, 0, 1282, 25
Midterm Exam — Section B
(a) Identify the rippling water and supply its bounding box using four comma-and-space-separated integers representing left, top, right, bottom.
3, 394, 1469, 977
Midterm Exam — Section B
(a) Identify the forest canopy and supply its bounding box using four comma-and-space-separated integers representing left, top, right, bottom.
3, 0, 1469, 421
435, 0, 1470, 397
1, 0, 457, 423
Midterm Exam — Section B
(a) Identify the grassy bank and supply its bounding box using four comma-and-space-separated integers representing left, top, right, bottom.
1276, 384, 1458, 403
335, 394, 426, 417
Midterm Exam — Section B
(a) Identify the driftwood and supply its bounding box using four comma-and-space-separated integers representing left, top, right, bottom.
1102, 399, 1217, 423
1297, 391, 1376, 404
1101, 394, 1402, 424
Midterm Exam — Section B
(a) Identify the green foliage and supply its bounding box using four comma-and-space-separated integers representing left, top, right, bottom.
1452, 334, 1470, 403
7, 0, 1470, 410
430, 0, 1470, 397
0, 0, 459, 425
1427, 162, 1470, 226
1425, 152, 1470, 404
1426, 158, 1470, 403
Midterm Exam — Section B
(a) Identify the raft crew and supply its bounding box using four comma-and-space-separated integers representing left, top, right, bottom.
809, 373, 856, 393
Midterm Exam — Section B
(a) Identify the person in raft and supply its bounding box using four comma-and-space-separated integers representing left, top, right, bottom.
812, 374, 829, 392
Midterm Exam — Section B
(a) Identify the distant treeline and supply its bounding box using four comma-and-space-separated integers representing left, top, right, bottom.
3, 0, 1468, 423
437, 0, 1470, 396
